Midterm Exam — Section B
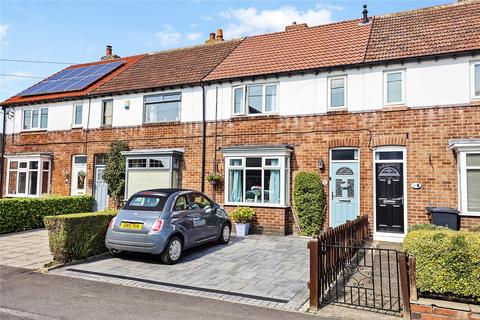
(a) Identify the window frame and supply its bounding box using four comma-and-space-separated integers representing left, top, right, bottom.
459, 151, 480, 216
72, 104, 83, 127
101, 99, 113, 127
5, 155, 52, 197
22, 107, 48, 131
143, 92, 182, 124
224, 155, 289, 207
383, 69, 405, 106
231, 83, 279, 116
327, 75, 347, 110
470, 61, 480, 100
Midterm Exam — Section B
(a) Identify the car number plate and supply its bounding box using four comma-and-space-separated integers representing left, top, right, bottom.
120, 222, 143, 230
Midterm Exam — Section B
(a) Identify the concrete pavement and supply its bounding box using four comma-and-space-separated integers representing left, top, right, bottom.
0, 265, 325, 320
0, 230, 52, 269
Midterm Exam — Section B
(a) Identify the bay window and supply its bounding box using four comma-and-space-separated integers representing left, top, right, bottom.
232, 83, 278, 116
22, 107, 48, 131
6, 155, 51, 197
223, 146, 291, 207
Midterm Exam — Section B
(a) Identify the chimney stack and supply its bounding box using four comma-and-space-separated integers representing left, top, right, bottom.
362, 5, 369, 23
285, 22, 308, 32
101, 45, 120, 60
216, 28, 223, 41
205, 29, 224, 44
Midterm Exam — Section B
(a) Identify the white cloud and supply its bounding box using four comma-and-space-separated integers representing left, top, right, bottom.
186, 32, 202, 41
154, 25, 181, 48
0, 24, 9, 41
220, 5, 333, 38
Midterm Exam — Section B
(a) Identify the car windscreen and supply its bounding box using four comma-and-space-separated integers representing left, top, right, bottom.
123, 195, 167, 211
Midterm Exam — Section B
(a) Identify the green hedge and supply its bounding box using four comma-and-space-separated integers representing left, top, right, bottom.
44, 210, 117, 263
293, 172, 325, 236
408, 223, 449, 233
404, 230, 480, 303
0, 196, 94, 234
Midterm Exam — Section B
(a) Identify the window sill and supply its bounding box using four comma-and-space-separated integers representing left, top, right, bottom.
327, 108, 348, 114
142, 121, 181, 127
5, 194, 41, 198
230, 113, 280, 121
223, 202, 290, 209
20, 129, 47, 133
459, 212, 480, 217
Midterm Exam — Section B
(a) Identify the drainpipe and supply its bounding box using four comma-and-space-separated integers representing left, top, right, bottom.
201, 84, 206, 193
0, 106, 6, 198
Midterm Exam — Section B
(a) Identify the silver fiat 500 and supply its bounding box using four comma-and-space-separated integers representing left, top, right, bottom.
105, 189, 231, 264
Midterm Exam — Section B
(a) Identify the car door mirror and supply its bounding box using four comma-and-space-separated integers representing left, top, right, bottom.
212, 203, 220, 210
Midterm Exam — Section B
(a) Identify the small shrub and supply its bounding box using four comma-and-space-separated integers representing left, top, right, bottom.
0, 196, 94, 234
230, 207, 255, 224
408, 223, 449, 233
403, 230, 480, 303
44, 210, 118, 263
293, 172, 325, 236
103, 141, 129, 208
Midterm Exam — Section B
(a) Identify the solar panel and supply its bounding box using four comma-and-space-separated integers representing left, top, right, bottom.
18, 61, 124, 96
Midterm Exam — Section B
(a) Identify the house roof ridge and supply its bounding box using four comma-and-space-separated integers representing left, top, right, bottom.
145, 38, 244, 56
376, 0, 475, 18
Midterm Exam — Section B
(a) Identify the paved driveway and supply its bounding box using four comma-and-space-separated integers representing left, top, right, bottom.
52, 235, 310, 311
0, 229, 52, 269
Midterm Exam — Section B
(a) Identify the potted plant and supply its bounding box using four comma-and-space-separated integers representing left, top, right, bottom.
207, 173, 222, 186
231, 207, 255, 237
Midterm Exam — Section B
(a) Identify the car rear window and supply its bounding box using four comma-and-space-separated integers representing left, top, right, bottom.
124, 195, 166, 211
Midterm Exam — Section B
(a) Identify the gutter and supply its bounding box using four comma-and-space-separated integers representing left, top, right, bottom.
0, 106, 6, 197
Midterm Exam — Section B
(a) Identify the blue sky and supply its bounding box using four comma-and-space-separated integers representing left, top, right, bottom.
0, 0, 451, 102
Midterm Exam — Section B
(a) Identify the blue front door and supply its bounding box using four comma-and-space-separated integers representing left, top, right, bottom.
330, 162, 359, 227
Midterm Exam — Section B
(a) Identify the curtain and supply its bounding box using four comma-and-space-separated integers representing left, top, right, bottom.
269, 169, 280, 204
230, 170, 242, 202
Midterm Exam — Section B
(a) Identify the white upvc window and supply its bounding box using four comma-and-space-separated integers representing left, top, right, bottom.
328, 75, 347, 109
384, 70, 405, 105
459, 152, 480, 216
73, 104, 83, 127
232, 83, 278, 116
143, 93, 181, 123
22, 107, 48, 131
224, 155, 289, 207
471, 61, 480, 100
5, 155, 51, 197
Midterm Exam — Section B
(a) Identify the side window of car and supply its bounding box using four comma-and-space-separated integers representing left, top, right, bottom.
174, 195, 188, 211
189, 194, 212, 209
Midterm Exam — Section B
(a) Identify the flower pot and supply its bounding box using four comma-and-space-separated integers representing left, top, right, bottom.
235, 223, 250, 237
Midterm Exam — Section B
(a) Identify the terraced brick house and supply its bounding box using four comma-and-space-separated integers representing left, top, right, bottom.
1, 1, 479, 241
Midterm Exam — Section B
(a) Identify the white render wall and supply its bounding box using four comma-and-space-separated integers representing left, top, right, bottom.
4, 55, 478, 134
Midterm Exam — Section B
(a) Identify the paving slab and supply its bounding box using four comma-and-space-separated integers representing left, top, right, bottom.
51, 235, 311, 311
0, 229, 52, 270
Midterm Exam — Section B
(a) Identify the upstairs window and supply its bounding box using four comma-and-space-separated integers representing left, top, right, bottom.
101, 100, 113, 126
232, 83, 278, 116
73, 105, 83, 126
384, 70, 404, 105
471, 61, 480, 99
22, 108, 48, 131
328, 76, 347, 109
144, 93, 181, 123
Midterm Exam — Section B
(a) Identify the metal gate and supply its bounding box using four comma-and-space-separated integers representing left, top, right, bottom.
319, 244, 402, 312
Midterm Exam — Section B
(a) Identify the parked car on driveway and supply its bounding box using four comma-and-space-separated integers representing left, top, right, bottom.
105, 189, 231, 264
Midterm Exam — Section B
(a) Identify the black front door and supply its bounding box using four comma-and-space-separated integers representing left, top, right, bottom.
376, 163, 404, 233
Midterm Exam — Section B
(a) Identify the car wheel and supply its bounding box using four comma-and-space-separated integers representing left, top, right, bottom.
161, 236, 183, 265
109, 249, 123, 258
218, 223, 231, 244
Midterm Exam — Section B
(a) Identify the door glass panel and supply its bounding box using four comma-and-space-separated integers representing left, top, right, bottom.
467, 169, 480, 212
466, 154, 480, 166
336, 167, 354, 175
332, 149, 358, 161
77, 171, 86, 190
74, 156, 87, 164
335, 179, 342, 197
347, 179, 354, 198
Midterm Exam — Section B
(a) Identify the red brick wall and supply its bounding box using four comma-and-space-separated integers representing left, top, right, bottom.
3, 104, 480, 234
410, 300, 480, 320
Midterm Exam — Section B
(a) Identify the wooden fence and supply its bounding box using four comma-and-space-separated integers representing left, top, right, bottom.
308, 215, 369, 310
